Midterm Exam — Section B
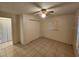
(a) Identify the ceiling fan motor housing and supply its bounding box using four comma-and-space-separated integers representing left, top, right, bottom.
41, 9, 47, 13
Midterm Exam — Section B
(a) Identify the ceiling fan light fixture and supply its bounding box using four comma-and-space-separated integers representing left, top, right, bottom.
41, 13, 46, 18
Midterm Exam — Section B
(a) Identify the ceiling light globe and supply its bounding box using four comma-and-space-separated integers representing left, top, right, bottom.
41, 14, 46, 18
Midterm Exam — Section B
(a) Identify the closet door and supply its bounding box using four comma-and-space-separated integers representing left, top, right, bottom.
77, 16, 79, 49
2, 20, 8, 43
0, 22, 3, 43
0, 20, 11, 43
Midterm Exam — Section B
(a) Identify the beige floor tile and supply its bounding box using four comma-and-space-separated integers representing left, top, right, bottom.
0, 38, 75, 57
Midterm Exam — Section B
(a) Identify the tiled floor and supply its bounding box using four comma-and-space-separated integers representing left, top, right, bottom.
0, 38, 75, 57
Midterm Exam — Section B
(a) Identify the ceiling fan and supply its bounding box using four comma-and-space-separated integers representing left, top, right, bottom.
32, 3, 65, 18
37, 9, 54, 18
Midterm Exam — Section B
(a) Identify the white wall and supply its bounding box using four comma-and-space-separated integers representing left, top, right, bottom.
41, 14, 75, 45
20, 14, 40, 45
12, 16, 21, 44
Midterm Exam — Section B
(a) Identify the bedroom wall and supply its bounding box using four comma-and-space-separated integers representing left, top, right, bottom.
41, 14, 75, 45
12, 15, 21, 44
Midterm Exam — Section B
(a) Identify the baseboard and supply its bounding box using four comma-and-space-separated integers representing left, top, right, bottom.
74, 47, 79, 57
20, 37, 41, 46
13, 40, 21, 45
41, 36, 72, 46
21, 36, 73, 46
19, 36, 73, 46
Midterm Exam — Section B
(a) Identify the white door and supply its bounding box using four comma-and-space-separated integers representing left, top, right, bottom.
0, 18, 12, 44
76, 16, 79, 55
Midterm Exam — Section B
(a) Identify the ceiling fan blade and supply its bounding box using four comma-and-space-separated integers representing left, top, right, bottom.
32, 2, 42, 9
47, 11, 54, 14
47, 3, 66, 10
32, 11, 40, 15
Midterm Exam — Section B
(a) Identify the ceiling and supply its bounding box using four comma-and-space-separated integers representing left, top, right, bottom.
0, 2, 79, 16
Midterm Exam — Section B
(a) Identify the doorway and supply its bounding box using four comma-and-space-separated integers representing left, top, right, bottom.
0, 17, 13, 49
